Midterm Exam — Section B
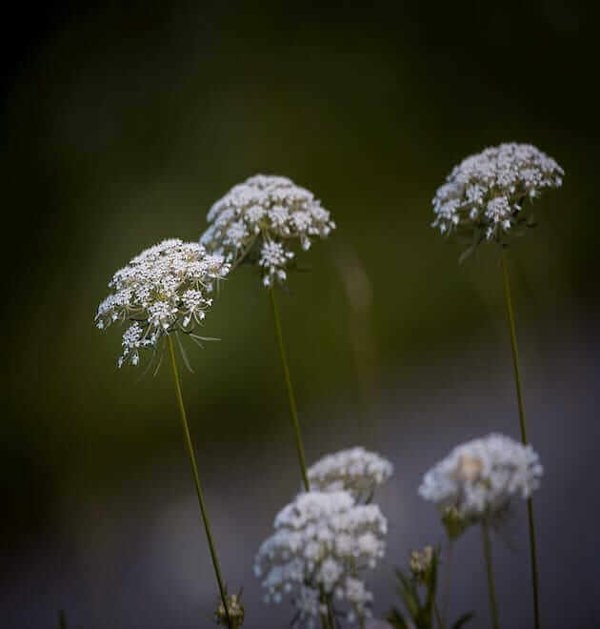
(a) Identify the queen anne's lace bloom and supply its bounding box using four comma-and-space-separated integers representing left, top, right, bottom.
308, 447, 393, 502
418, 433, 542, 525
432, 143, 563, 244
95, 239, 229, 367
254, 490, 387, 627
200, 175, 335, 287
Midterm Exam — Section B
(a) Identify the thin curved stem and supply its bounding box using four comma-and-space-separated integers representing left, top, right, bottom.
57, 610, 67, 629
268, 287, 310, 491
327, 600, 338, 629
441, 539, 454, 627
317, 588, 335, 629
433, 600, 445, 629
500, 252, 528, 444
167, 336, 232, 629
319, 611, 331, 629
269, 289, 334, 627
500, 252, 541, 629
481, 524, 500, 629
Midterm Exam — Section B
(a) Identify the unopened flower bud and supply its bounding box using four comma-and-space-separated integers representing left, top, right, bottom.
215, 592, 245, 627
409, 546, 434, 583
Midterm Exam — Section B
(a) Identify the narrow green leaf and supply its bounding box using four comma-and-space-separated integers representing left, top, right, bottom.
451, 612, 475, 628
387, 608, 410, 629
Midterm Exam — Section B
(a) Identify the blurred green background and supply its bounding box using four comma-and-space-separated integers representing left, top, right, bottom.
2, 1, 599, 627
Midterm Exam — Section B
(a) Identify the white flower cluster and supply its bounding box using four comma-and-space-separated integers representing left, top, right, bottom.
200, 174, 336, 287
418, 433, 542, 524
432, 143, 563, 242
308, 447, 393, 502
254, 490, 387, 628
95, 239, 229, 367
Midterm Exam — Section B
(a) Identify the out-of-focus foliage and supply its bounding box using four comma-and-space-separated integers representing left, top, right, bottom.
387, 548, 473, 629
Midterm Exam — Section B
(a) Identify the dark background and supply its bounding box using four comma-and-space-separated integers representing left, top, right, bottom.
2, 2, 599, 627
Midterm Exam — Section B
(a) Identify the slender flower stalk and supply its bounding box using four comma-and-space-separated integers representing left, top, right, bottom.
432, 144, 563, 629
57, 610, 67, 629
322, 589, 337, 629
441, 540, 454, 627
481, 523, 500, 629
433, 600, 444, 629
270, 287, 336, 628
200, 174, 336, 492
95, 239, 236, 627
500, 253, 528, 443
200, 176, 336, 627
269, 286, 310, 491
167, 337, 232, 629
500, 251, 540, 629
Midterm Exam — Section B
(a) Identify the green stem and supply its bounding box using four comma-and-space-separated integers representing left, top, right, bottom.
268, 287, 310, 491
433, 600, 445, 629
167, 336, 232, 629
268, 289, 334, 629
321, 591, 337, 629
481, 524, 500, 629
318, 590, 334, 629
500, 252, 541, 629
319, 611, 330, 629
327, 600, 337, 629
500, 252, 528, 443
57, 610, 67, 629
441, 539, 453, 627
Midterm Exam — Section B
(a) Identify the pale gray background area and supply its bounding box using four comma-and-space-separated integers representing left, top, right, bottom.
4, 316, 599, 628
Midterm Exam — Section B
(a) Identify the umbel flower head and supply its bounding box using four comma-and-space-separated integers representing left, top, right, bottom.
200, 174, 336, 287
308, 447, 394, 502
418, 433, 542, 529
95, 239, 229, 367
432, 143, 563, 247
254, 490, 387, 628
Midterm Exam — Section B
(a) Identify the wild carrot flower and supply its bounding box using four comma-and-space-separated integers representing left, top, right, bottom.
418, 433, 542, 527
254, 490, 387, 627
307, 447, 393, 502
200, 175, 335, 287
432, 143, 563, 245
95, 239, 229, 367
